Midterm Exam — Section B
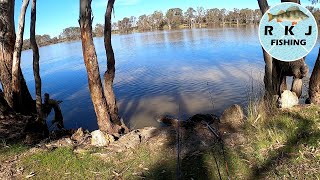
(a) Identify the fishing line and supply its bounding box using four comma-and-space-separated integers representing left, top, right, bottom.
206, 82, 230, 180
220, 139, 230, 179
206, 82, 215, 111
176, 88, 182, 179
206, 82, 223, 179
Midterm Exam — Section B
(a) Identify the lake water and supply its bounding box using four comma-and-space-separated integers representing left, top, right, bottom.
20, 27, 320, 130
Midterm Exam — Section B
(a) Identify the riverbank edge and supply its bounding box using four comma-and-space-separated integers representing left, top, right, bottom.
0, 104, 319, 179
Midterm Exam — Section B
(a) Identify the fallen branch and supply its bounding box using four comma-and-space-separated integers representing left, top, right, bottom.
43, 93, 64, 129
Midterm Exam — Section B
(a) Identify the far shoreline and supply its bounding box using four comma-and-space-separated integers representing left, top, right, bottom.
23, 24, 260, 51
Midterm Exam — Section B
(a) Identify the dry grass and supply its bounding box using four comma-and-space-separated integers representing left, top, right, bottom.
244, 102, 320, 179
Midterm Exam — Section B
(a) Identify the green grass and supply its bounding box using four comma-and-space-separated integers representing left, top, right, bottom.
244, 104, 320, 179
20, 145, 177, 179
18, 139, 244, 179
21, 147, 113, 179
0, 142, 29, 161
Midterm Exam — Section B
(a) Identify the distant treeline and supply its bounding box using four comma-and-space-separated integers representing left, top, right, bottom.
22, 6, 320, 50
22, 27, 80, 50
114, 7, 262, 33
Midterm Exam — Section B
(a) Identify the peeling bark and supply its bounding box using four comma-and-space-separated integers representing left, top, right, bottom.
104, 0, 121, 125
30, 0, 42, 118
0, 0, 16, 108
79, 0, 116, 133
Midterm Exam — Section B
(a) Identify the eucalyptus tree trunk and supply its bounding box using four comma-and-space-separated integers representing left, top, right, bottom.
12, 0, 29, 108
279, 0, 306, 98
104, 0, 121, 126
258, 0, 278, 96
258, 0, 307, 98
309, 48, 320, 105
0, 0, 35, 114
30, 0, 42, 118
79, 0, 117, 133
0, 0, 16, 108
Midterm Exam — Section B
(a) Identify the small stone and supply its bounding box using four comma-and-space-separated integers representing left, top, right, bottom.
220, 104, 244, 130
140, 127, 157, 140
105, 134, 115, 143
278, 90, 299, 108
44, 138, 73, 149
26, 172, 35, 178
71, 128, 84, 142
64, 138, 73, 145
91, 130, 108, 147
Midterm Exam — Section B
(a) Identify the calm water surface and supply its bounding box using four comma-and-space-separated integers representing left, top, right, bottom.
20, 27, 320, 130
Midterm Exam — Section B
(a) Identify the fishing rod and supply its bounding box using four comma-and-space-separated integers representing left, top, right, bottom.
206, 82, 230, 180
205, 121, 230, 180
176, 97, 182, 179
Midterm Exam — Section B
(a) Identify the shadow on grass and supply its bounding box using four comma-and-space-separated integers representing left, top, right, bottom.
144, 129, 210, 179
145, 119, 232, 179
144, 105, 319, 180
139, 89, 250, 180
251, 110, 320, 179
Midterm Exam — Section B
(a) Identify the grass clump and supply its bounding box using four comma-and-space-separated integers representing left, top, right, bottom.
244, 102, 320, 179
0, 142, 29, 161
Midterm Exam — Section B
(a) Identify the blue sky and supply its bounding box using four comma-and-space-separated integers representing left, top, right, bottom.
15, 0, 319, 38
